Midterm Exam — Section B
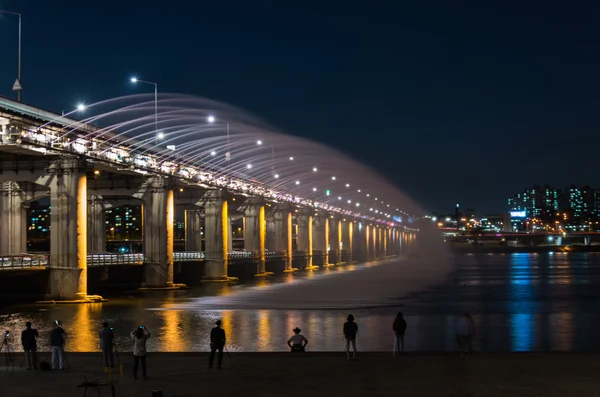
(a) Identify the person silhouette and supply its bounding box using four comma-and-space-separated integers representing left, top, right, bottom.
343, 314, 358, 360
287, 327, 308, 352
207, 320, 226, 369
392, 312, 407, 355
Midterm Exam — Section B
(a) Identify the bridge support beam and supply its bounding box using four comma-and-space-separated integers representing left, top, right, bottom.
584, 235, 591, 246
204, 190, 229, 280
313, 214, 330, 266
243, 197, 266, 276
87, 196, 107, 254
329, 215, 342, 265
272, 204, 293, 272
342, 219, 354, 263
0, 182, 29, 254
296, 209, 314, 269
142, 177, 174, 288
48, 159, 88, 300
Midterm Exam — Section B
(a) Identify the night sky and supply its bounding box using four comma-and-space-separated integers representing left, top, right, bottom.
1, 1, 599, 214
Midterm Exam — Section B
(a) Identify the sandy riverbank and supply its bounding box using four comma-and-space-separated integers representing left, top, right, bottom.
1, 352, 600, 396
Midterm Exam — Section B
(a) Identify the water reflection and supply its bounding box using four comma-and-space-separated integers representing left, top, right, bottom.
509, 254, 534, 352
2, 253, 599, 352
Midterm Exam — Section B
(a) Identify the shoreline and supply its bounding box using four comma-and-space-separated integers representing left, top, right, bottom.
2, 352, 600, 396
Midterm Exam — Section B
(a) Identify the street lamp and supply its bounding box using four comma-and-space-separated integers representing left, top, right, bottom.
61, 104, 86, 116
0, 10, 22, 102
130, 77, 159, 146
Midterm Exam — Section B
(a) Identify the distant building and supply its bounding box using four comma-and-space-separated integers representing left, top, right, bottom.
28, 203, 51, 238
105, 205, 142, 240
508, 185, 560, 218
566, 185, 596, 218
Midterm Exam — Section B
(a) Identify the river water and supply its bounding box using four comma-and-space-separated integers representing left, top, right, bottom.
2, 251, 599, 352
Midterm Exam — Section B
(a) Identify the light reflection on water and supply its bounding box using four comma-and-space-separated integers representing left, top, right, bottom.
3, 252, 600, 352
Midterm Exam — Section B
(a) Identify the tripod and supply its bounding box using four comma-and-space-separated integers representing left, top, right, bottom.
0, 334, 14, 371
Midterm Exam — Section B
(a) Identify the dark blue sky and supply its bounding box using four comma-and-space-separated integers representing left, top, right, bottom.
1, 1, 599, 213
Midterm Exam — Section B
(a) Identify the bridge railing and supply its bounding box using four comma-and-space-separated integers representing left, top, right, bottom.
87, 253, 145, 266
0, 254, 48, 269
173, 251, 205, 261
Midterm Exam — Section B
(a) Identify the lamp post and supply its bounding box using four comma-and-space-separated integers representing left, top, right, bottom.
130, 77, 158, 146
0, 9, 22, 102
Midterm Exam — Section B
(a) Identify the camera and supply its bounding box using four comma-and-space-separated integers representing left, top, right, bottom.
139, 325, 144, 329
3, 330, 8, 336
109, 327, 115, 332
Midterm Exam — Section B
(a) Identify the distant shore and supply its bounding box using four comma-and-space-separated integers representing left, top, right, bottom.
450, 244, 600, 253
2, 352, 600, 396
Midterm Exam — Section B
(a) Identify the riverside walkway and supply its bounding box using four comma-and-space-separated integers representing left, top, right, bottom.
1, 352, 598, 396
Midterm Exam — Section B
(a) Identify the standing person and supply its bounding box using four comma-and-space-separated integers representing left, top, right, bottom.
50, 320, 67, 370
21, 321, 38, 370
130, 325, 151, 379
207, 320, 226, 369
287, 327, 308, 352
392, 312, 407, 355
99, 321, 115, 368
456, 313, 476, 357
343, 314, 358, 360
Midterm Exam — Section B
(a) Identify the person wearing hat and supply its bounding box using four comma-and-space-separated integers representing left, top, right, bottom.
21, 321, 38, 370
207, 320, 226, 369
287, 327, 308, 352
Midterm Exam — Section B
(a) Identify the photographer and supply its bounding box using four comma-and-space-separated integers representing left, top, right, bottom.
98, 321, 115, 368
50, 320, 67, 370
21, 322, 38, 370
130, 325, 150, 379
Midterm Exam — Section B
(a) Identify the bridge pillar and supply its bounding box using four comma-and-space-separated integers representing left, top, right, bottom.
0, 182, 28, 254
584, 235, 591, 246
184, 210, 203, 251
272, 203, 293, 272
87, 196, 107, 254
48, 159, 88, 300
329, 215, 342, 265
204, 190, 229, 280
313, 214, 330, 266
243, 197, 266, 276
141, 177, 174, 288
372, 225, 380, 259
296, 209, 314, 269
342, 219, 354, 263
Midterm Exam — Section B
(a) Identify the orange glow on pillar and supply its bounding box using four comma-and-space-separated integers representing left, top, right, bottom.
166, 189, 174, 285
221, 198, 229, 278
259, 205, 266, 263
77, 173, 87, 298
286, 212, 292, 268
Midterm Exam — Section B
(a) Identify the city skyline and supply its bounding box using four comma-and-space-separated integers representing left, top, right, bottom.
1, 2, 600, 213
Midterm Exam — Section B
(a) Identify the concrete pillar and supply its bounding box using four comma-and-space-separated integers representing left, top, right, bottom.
142, 177, 174, 287
584, 235, 591, 246
327, 216, 342, 265
556, 236, 563, 246
243, 197, 266, 276
87, 196, 107, 254
48, 159, 88, 300
184, 210, 202, 251
228, 218, 233, 252
313, 214, 330, 266
266, 214, 276, 251
0, 182, 28, 254
342, 219, 353, 263
272, 204, 293, 271
204, 190, 229, 280
296, 209, 314, 269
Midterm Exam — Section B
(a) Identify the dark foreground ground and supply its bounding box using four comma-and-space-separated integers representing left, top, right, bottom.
2, 352, 600, 397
